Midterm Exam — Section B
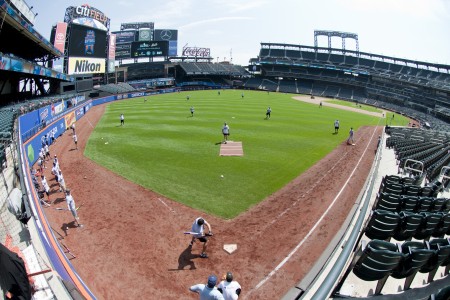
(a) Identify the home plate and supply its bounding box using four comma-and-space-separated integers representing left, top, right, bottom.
223, 244, 237, 254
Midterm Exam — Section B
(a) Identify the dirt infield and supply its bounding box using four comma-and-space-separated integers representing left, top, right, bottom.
41, 101, 383, 299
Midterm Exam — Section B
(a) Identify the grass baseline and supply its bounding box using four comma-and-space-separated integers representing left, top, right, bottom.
84, 90, 409, 219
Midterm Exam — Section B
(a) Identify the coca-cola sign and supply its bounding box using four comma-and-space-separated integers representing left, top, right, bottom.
182, 47, 210, 57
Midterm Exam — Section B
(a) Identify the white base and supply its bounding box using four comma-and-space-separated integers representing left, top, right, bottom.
223, 244, 238, 254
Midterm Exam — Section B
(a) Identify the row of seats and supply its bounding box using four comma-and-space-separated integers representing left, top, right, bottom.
374, 192, 449, 213
365, 209, 450, 241
351, 239, 450, 295
378, 181, 438, 198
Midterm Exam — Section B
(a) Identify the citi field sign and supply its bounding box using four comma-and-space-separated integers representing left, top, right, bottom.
65, 4, 110, 28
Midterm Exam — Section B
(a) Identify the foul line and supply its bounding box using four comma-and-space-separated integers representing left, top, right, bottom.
249, 126, 379, 294
85, 116, 95, 129
158, 198, 176, 214
256, 150, 350, 235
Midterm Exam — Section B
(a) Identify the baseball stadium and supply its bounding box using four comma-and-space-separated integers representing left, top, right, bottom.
1, 1, 450, 300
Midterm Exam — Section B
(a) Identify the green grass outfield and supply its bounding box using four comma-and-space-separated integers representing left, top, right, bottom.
85, 90, 409, 219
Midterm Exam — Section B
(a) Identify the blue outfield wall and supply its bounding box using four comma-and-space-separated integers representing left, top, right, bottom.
17, 88, 179, 298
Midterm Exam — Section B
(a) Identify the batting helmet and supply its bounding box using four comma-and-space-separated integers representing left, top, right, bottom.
226, 272, 233, 282
197, 218, 205, 225
207, 275, 217, 288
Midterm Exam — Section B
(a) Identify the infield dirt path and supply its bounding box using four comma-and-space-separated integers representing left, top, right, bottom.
41, 97, 383, 299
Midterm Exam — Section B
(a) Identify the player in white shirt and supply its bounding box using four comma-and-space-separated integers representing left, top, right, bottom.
217, 272, 241, 300
222, 123, 230, 144
65, 189, 82, 227
189, 217, 212, 258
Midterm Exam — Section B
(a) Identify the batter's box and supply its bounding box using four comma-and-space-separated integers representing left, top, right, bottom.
220, 141, 243, 156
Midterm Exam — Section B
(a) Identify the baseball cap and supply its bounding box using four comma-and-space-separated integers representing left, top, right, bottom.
226, 272, 233, 282
207, 275, 217, 288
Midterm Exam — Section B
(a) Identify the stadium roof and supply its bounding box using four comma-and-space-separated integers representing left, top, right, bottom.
0, 0, 62, 61
259, 43, 450, 73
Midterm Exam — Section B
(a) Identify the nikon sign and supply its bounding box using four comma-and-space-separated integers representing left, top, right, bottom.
68, 57, 105, 75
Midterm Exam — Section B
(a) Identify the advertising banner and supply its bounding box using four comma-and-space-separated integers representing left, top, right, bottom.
107, 60, 115, 73
75, 107, 85, 120
108, 33, 116, 59
0, 56, 10, 70
54, 22, 68, 53
131, 41, 168, 58
168, 41, 178, 56
64, 112, 76, 129
153, 29, 178, 41
182, 47, 210, 58
115, 44, 131, 59
51, 100, 66, 116
24, 119, 66, 166
138, 28, 152, 41
113, 31, 136, 44
68, 57, 106, 74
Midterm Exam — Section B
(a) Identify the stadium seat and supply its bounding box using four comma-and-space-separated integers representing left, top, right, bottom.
430, 286, 450, 300
352, 240, 404, 295
417, 197, 434, 212
419, 186, 434, 197
394, 211, 424, 241
432, 213, 450, 238
403, 184, 421, 196
364, 210, 400, 240
391, 241, 435, 290
414, 212, 443, 240
401, 195, 419, 212
431, 198, 449, 213
419, 238, 450, 283
374, 192, 402, 212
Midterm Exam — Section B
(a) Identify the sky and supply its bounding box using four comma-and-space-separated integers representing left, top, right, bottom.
24, 0, 450, 66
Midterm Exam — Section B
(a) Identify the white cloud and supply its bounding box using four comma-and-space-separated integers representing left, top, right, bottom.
179, 16, 253, 30
212, 0, 269, 12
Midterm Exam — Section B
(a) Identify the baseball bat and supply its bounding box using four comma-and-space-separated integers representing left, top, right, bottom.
184, 231, 213, 236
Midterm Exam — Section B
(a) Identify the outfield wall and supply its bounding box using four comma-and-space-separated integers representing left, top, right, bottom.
17, 88, 178, 298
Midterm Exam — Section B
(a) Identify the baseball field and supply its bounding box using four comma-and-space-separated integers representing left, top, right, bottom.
84, 90, 408, 218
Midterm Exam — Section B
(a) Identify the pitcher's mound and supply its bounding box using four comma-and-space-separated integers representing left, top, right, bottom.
220, 141, 243, 156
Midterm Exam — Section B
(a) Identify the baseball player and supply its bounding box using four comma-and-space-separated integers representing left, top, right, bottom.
120, 114, 124, 126
222, 123, 230, 144
44, 143, 50, 160
57, 170, 66, 192
265, 107, 271, 119
189, 217, 212, 258
189, 275, 224, 300
190, 106, 195, 117
347, 127, 355, 145
41, 175, 51, 204
73, 134, 78, 150
334, 120, 340, 133
65, 189, 82, 227
218, 272, 241, 300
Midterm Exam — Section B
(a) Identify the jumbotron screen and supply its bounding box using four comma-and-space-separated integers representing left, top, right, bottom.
68, 24, 107, 58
